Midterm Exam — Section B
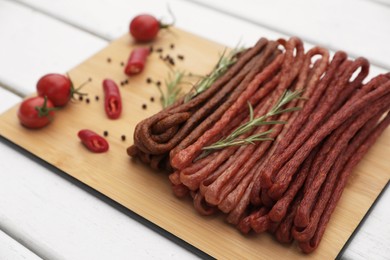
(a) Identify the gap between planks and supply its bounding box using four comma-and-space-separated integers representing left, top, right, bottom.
0, 224, 46, 260
0, 81, 24, 98
362, 0, 390, 8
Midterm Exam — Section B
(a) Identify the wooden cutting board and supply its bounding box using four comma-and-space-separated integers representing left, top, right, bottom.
0, 28, 389, 259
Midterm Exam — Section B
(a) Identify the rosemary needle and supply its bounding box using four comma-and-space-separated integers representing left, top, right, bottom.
203, 89, 303, 151
156, 48, 243, 108
157, 70, 185, 108
184, 48, 243, 103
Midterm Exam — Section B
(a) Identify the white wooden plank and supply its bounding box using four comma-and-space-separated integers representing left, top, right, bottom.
0, 229, 41, 260
0, 87, 21, 113
0, 0, 106, 96
0, 141, 199, 260
185, 0, 390, 70
341, 184, 390, 260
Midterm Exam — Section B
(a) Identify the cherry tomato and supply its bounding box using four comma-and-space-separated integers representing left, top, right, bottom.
18, 96, 56, 129
129, 14, 170, 42
37, 73, 72, 107
37, 73, 89, 107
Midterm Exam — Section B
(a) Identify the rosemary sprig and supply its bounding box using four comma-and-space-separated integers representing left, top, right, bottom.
184, 48, 243, 103
157, 70, 185, 108
203, 129, 275, 150
202, 89, 303, 151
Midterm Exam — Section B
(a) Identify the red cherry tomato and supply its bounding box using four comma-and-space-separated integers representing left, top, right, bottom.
18, 96, 56, 129
37, 74, 72, 107
129, 14, 170, 42
37, 73, 89, 107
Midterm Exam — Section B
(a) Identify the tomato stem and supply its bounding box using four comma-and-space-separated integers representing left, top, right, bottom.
160, 4, 175, 29
67, 73, 91, 100
35, 96, 58, 118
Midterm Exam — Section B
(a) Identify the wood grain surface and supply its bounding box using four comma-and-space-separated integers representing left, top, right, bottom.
0, 28, 389, 259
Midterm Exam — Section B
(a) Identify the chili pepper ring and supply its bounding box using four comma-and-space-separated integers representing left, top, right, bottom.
78, 129, 109, 153
124, 47, 150, 76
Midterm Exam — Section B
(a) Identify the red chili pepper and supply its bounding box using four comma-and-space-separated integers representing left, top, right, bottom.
103, 79, 122, 119
78, 129, 109, 153
124, 47, 150, 76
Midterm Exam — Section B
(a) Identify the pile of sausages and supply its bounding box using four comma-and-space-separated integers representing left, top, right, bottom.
127, 37, 390, 253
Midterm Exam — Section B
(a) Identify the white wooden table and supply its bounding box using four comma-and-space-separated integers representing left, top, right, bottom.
0, 0, 389, 259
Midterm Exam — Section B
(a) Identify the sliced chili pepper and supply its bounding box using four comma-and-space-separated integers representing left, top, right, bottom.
103, 79, 122, 119
124, 47, 150, 76
78, 129, 109, 153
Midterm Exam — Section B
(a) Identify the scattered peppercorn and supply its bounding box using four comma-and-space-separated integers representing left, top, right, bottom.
149, 46, 154, 53
86, 98, 90, 104
142, 104, 147, 110
160, 54, 175, 66
88, 77, 92, 82
156, 81, 161, 87
150, 97, 155, 102
156, 47, 163, 53
95, 95, 99, 101
121, 135, 126, 141
103, 131, 108, 137
146, 78, 152, 84
120, 61, 124, 67
177, 54, 184, 60
107, 58, 112, 63
124, 79, 129, 84
79, 95, 84, 101
120, 81, 125, 86
170, 43, 175, 49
